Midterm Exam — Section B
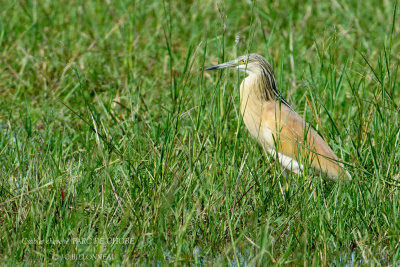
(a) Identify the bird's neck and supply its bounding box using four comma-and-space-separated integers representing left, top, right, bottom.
240, 72, 294, 114
240, 73, 276, 104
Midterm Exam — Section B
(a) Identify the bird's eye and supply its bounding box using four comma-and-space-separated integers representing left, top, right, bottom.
239, 59, 246, 64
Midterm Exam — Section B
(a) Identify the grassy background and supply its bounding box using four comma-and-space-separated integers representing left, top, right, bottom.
1, 0, 400, 265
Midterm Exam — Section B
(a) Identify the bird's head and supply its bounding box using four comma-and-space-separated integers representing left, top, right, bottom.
205, 53, 271, 75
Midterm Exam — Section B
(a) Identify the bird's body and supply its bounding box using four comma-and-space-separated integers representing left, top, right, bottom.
206, 54, 350, 180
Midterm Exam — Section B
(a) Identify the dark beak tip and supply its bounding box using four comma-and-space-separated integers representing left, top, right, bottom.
204, 66, 218, 71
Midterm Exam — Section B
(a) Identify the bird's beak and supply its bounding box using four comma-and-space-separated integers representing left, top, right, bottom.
205, 60, 238, 71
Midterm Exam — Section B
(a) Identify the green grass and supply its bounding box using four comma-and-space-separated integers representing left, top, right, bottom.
1, 0, 400, 265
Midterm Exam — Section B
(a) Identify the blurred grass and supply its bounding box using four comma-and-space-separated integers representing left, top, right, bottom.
1, 0, 400, 265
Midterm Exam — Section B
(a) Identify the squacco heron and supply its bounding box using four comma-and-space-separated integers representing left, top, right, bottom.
205, 54, 350, 180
